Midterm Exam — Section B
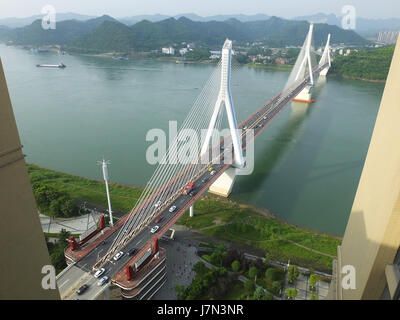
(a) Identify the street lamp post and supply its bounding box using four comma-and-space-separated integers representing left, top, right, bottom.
98, 159, 114, 227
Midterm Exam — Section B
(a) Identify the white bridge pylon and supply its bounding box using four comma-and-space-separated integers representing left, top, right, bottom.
319, 33, 331, 76
286, 24, 332, 103
200, 39, 245, 168
294, 24, 315, 87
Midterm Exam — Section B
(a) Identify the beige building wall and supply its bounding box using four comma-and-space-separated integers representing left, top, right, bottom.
336, 36, 400, 300
0, 58, 60, 299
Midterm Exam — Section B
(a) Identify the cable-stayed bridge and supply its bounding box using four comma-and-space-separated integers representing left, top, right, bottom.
57, 24, 332, 300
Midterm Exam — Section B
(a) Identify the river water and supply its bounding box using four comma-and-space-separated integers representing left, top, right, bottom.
0, 44, 384, 236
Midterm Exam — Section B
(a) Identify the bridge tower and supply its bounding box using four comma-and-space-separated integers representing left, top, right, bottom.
292, 24, 315, 103
319, 34, 332, 76
201, 39, 245, 198
200, 38, 245, 168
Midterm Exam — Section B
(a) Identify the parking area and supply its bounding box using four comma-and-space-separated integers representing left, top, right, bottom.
152, 232, 200, 300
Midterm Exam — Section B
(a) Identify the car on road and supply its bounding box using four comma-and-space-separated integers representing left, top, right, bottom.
183, 182, 194, 195
97, 276, 109, 286
154, 200, 162, 208
201, 177, 208, 183
94, 268, 105, 278
128, 248, 137, 256
210, 170, 216, 176
169, 205, 176, 213
150, 225, 159, 233
208, 167, 214, 172
189, 190, 196, 197
76, 284, 89, 295
155, 216, 164, 223
113, 251, 124, 261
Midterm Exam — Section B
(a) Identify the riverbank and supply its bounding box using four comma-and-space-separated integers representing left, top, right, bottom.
328, 73, 386, 83
245, 63, 293, 71
28, 164, 340, 272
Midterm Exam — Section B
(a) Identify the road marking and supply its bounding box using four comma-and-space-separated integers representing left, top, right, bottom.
136, 239, 143, 245
59, 279, 70, 288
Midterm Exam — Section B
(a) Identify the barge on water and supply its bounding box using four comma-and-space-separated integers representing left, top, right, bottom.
36, 63, 66, 68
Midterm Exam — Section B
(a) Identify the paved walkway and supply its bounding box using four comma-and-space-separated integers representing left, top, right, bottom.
39, 211, 101, 234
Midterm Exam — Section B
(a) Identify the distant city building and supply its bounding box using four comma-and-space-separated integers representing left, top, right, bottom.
377, 31, 399, 44
161, 47, 175, 55
275, 58, 287, 65
179, 48, 188, 56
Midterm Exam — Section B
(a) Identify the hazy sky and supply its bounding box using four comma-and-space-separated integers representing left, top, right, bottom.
0, 0, 399, 19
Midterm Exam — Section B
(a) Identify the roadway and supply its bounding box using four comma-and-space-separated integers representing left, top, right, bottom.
57, 63, 328, 300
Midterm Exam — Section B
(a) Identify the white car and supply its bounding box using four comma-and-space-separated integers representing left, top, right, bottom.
154, 200, 162, 208
169, 205, 176, 213
94, 268, 105, 278
210, 170, 216, 176
113, 251, 124, 261
97, 276, 109, 286
150, 225, 159, 233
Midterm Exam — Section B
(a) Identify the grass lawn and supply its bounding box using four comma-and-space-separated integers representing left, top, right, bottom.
28, 164, 141, 213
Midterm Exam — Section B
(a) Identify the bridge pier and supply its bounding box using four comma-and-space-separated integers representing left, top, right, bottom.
293, 85, 315, 103
208, 167, 237, 197
319, 66, 330, 76
189, 205, 194, 217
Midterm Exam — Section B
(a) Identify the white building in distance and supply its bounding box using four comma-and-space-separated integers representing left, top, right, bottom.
162, 47, 175, 55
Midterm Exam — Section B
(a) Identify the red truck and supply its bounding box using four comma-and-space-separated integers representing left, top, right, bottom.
183, 182, 194, 195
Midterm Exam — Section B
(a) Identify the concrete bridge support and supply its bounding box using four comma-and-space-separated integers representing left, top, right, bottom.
208, 167, 237, 197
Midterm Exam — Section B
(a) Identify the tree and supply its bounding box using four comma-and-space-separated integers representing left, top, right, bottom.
217, 267, 227, 277
287, 265, 299, 284
309, 273, 319, 291
286, 288, 298, 300
235, 54, 249, 64
253, 287, 265, 300
264, 253, 271, 267
175, 285, 186, 300
48, 229, 70, 273
231, 260, 240, 272
193, 261, 208, 275
248, 266, 259, 281
265, 268, 277, 282
310, 293, 319, 300
244, 279, 255, 294
223, 248, 241, 268
271, 281, 282, 296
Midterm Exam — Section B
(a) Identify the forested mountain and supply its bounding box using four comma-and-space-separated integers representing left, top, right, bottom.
4, 15, 117, 46
2, 15, 369, 52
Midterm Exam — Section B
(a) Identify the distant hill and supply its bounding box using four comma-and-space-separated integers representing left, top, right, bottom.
5, 15, 117, 46
294, 13, 400, 37
2, 15, 368, 52
0, 25, 10, 39
88, 13, 271, 26
0, 12, 96, 28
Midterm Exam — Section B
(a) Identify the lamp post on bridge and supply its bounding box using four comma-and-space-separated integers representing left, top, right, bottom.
98, 159, 114, 227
